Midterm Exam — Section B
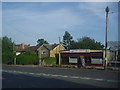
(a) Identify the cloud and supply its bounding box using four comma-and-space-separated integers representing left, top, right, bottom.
2, 2, 118, 45
78, 2, 115, 19
3, 5, 85, 44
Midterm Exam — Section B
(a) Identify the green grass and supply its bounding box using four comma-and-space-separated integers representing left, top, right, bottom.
43, 57, 56, 65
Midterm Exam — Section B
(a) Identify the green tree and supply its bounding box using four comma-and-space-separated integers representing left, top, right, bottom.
63, 31, 73, 50
2, 36, 15, 64
76, 37, 104, 49
70, 40, 77, 49
37, 38, 49, 46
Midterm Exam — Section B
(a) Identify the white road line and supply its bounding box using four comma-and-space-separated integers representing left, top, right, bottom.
22, 72, 28, 74
80, 77, 92, 80
50, 74, 59, 77
107, 80, 118, 82
13, 70, 16, 73
70, 76, 79, 78
94, 78, 104, 81
36, 73, 42, 76
60, 75, 68, 78
17, 71, 24, 74
2, 70, 118, 83
29, 73, 34, 75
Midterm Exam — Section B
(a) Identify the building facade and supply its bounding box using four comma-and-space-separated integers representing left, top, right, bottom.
57, 49, 115, 67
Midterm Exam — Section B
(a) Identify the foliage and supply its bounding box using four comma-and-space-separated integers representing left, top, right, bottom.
43, 57, 56, 65
16, 50, 39, 65
62, 31, 104, 49
37, 38, 49, 46
63, 31, 73, 50
2, 36, 15, 64
76, 37, 104, 49
2, 52, 14, 64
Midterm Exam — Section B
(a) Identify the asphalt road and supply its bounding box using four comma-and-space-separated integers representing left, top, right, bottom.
2, 65, 120, 88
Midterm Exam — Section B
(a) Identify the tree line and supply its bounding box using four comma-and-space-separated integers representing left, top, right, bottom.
37, 31, 104, 50
2, 31, 104, 64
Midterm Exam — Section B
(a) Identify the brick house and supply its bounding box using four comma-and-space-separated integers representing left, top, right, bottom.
37, 44, 65, 59
15, 43, 30, 55
18, 43, 65, 59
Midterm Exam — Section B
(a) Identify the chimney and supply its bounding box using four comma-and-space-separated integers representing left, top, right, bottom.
21, 43, 24, 49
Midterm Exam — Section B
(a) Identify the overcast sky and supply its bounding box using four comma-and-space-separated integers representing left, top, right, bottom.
2, 2, 118, 46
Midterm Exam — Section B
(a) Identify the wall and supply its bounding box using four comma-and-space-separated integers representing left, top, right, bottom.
38, 46, 50, 59
50, 44, 65, 57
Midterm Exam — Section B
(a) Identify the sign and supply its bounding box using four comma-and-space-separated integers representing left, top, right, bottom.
69, 57, 77, 63
70, 49, 90, 53
91, 58, 103, 64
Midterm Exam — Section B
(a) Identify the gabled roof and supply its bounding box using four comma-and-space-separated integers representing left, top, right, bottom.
38, 44, 60, 51
52, 44, 59, 49
15, 44, 30, 52
25, 46, 40, 51
43, 44, 52, 50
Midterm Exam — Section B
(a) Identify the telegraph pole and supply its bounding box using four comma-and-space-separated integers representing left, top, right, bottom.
104, 6, 109, 70
59, 37, 61, 65
13, 42, 16, 65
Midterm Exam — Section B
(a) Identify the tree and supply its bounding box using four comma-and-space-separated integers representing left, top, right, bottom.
76, 37, 104, 49
2, 36, 15, 64
63, 31, 73, 50
70, 40, 77, 49
37, 39, 49, 46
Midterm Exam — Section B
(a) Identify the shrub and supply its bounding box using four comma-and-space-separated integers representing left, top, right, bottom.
2, 52, 14, 64
43, 57, 56, 65
16, 51, 39, 65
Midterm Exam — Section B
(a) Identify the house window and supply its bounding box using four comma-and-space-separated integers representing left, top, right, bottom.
41, 50, 46, 54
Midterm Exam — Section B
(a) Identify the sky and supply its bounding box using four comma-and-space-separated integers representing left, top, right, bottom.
2, 2, 118, 46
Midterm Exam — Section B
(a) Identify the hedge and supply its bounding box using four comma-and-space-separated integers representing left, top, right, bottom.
16, 51, 39, 65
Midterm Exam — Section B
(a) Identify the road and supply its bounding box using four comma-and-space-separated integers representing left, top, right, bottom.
2, 65, 120, 88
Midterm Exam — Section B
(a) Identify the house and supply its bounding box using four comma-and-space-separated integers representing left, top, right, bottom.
17, 43, 65, 59
56, 49, 115, 67
15, 43, 30, 55
24, 46, 40, 55
37, 44, 65, 59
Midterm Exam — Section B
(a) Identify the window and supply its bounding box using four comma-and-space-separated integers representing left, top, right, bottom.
69, 57, 78, 63
91, 58, 103, 64
41, 50, 46, 54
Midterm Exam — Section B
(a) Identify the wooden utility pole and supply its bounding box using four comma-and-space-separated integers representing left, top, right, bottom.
105, 6, 109, 70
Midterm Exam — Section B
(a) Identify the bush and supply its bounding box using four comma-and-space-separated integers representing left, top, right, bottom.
2, 52, 14, 64
16, 51, 39, 65
43, 57, 56, 65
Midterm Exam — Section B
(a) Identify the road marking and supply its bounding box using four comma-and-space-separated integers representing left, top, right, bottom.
70, 76, 79, 78
80, 77, 92, 80
50, 74, 60, 77
13, 70, 16, 73
2, 70, 118, 83
17, 71, 24, 74
22, 72, 28, 74
107, 80, 117, 82
61, 75, 68, 78
94, 78, 104, 81
29, 73, 34, 75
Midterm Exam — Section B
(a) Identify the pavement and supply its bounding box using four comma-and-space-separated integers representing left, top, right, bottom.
2, 65, 120, 88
